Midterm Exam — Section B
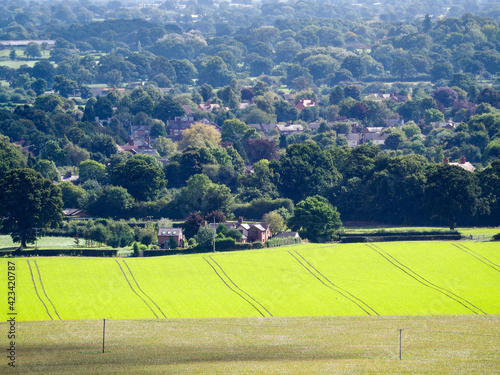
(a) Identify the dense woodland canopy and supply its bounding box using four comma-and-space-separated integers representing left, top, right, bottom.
0, 0, 500, 244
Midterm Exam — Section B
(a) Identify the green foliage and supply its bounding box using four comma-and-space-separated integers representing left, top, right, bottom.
79, 160, 107, 183
424, 165, 482, 230
194, 225, 215, 249
0, 168, 63, 248
0, 136, 26, 180
288, 195, 342, 242
111, 156, 166, 201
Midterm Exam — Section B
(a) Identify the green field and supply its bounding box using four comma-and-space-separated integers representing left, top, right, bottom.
2, 241, 499, 322
1, 315, 498, 374
345, 226, 500, 238
0, 236, 78, 250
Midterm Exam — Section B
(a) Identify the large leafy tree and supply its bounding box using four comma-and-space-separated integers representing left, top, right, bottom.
424, 165, 482, 229
0, 136, 26, 180
178, 122, 221, 150
288, 195, 342, 243
111, 155, 166, 201
272, 143, 341, 202
176, 174, 233, 217
0, 169, 63, 249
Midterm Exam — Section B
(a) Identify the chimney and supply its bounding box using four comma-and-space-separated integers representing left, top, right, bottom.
443, 157, 449, 165
460, 156, 466, 164
238, 216, 243, 224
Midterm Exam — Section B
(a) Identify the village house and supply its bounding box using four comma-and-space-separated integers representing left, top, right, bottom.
338, 133, 361, 147
248, 122, 278, 135
276, 124, 304, 136
363, 132, 388, 145
295, 98, 317, 111
158, 228, 184, 249
130, 125, 150, 140
168, 116, 195, 139
432, 119, 456, 130
444, 156, 475, 172
247, 224, 272, 242
364, 92, 408, 103
198, 101, 222, 113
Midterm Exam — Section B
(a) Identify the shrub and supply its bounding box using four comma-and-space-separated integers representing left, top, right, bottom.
252, 242, 264, 249
493, 233, 500, 241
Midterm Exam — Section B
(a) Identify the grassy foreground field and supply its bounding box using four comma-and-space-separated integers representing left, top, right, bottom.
1, 241, 499, 321
1, 315, 499, 374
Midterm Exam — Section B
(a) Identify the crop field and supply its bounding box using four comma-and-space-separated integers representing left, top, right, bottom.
1, 241, 499, 322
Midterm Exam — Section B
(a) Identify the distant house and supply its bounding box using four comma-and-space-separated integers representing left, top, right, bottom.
281, 93, 295, 105
130, 125, 150, 140
363, 132, 388, 145
248, 122, 278, 135
90, 87, 126, 97
158, 228, 184, 249
432, 119, 456, 130
236, 223, 252, 238
198, 101, 221, 113
168, 116, 195, 139
295, 99, 317, 111
338, 133, 361, 147
247, 224, 272, 242
63, 208, 89, 218
444, 156, 475, 172
183, 105, 194, 114
276, 124, 304, 136
364, 92, 408, 103
365, 127, 384, 133
386, 118, 405, 127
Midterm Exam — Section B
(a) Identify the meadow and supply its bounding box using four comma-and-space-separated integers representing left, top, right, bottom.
1, 315, 498, 374
1, 241, 499, 321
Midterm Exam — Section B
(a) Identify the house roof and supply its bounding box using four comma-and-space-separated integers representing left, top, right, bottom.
158, 228, 183, 236
63, 208, 88, 217
237, 223, 251, 230
249, 224, 266, 232
277, 124, 304, 132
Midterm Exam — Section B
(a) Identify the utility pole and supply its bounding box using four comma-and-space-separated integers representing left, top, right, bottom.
103, 319, 106, 353
399, 328, 403, 360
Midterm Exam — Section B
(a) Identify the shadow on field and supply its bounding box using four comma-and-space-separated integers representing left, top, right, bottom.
23, 344, 367, 364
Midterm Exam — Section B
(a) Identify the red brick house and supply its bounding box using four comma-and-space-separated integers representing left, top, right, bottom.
158, 228, 184, 249
247, 224, 272, 243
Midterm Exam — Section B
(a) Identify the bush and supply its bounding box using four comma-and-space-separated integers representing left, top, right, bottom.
233, 198, 294, 221
252, 242, 264, 249
493, 233, 500, 241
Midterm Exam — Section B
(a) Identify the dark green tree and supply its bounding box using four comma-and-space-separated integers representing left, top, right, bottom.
272, 143, 340, 202
288, 195, 342, 242
0, 169, 63, 249
424, 165, 482, 229
111, 156, 166, 201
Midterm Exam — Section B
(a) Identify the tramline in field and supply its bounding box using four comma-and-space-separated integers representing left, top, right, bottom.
2, 241, 499, 321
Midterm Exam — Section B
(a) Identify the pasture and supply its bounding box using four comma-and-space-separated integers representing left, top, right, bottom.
1, 241, 499, 321
1, 315, 499, 374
